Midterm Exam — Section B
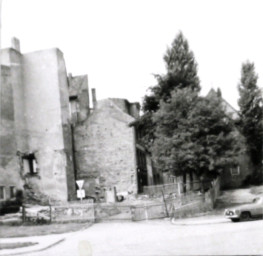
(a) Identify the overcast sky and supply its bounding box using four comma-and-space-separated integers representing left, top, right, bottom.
2, 0, 263, 109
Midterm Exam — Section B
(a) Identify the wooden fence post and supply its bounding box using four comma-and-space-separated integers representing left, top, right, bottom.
49, 205, 52, 224
161, 189, 169, 217
22, 205, 25, 223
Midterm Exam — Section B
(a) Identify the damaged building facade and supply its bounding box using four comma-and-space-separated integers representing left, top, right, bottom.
0, 39, 155, 203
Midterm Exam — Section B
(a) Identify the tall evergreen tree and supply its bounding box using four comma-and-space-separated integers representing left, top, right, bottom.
136, 32, 200, 149
143, 31, 200, 113
238, 61, 263, 180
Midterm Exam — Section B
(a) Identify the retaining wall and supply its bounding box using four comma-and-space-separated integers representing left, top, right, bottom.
22, 202, 95, 224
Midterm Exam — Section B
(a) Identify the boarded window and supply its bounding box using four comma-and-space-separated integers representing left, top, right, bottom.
0, 186, 5, 200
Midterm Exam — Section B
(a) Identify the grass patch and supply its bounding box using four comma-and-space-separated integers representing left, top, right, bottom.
0, 222, 92, 238
0, 242, 38, 250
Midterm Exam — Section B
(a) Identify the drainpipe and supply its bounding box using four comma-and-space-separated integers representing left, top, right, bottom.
71, 124, 77, 189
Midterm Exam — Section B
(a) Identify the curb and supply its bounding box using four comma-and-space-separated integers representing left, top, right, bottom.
0, 221, 94, 256
0, 238, 65, 256
171, 217, 230, 226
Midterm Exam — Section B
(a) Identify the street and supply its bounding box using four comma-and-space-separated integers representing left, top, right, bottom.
26, 217, 263, 256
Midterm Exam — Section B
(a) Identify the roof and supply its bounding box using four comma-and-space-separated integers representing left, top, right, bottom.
207, 88, 239, 119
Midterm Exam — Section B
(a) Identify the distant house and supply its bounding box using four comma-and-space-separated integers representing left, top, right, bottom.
207, 89, 253, 189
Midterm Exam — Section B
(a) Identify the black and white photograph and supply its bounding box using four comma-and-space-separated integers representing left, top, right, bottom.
0, 0, 263, 255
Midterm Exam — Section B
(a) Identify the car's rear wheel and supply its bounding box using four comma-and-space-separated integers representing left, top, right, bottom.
240, 211, 251, 221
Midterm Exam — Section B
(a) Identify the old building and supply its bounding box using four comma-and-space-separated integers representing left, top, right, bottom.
0, 38, 76, 203
0, 38, 155, 204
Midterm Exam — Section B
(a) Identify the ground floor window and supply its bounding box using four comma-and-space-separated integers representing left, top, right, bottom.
230, 165, 240, 176
0, 186, 5, 200
10, 186, 16, 198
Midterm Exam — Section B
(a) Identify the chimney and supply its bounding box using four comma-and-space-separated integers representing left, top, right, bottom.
92, 88, 97, 109
11, 37, 20, 52
67, 73, 72, 87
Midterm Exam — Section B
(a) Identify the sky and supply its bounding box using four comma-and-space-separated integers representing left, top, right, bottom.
1, 0, 263, 109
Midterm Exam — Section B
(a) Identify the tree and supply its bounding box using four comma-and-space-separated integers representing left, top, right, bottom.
238, 61, 263, 181
151, 89, 239, 182
143, 31, 200, 113
137, 32, 201, 149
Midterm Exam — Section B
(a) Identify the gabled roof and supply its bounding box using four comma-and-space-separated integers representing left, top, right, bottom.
207, 88, 239, 119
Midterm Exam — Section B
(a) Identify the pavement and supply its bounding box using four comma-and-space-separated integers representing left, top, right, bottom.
171, 214, 230, 225
0, 233, 66, 256
2, 185, 260, 255
0, 214, 229, 256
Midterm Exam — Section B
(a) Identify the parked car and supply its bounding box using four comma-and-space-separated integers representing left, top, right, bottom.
224, 197, 263, 222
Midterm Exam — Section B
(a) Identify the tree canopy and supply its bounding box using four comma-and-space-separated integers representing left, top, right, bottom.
136, 31, 240, 180
151, 89, 239, 178
137, 32, 200, 149
143, 31, 200, 113
238, 61, 263, 178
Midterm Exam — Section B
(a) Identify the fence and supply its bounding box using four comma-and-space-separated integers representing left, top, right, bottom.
143, 180, 212, 197
143, 183, 179, 197
133, 177, 221, 221
94, 203, 132, 222
20, 178, 220, 223
22, 202, 95, 224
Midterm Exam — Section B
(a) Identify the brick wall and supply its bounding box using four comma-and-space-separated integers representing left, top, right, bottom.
74, 99, 138, 198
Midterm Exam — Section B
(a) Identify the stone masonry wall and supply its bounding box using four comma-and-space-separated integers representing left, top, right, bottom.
74, 99, 138, 198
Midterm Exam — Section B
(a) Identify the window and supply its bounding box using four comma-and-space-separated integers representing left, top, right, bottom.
0, 186, 5, 200
69, 95, 80, 123
10, 186, 16, 198
230, 165, 240, 176
23, 154, 38, 174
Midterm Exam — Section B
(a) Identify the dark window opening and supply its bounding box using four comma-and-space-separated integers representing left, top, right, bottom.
69, 95, 80, 123
23, 154, 38, 175
136, 148, 148, 193
0, 186, 5, 200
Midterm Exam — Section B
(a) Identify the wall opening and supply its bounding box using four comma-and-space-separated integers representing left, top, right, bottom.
0, 186, 6, 200
136, 148, 148, 193
22, 153, 38, 175
69, 95, 80, 123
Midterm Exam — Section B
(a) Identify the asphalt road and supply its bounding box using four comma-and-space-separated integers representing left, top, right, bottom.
27, 217, 263, 256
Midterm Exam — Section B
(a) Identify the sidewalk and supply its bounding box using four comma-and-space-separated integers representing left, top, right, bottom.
0, 233, 66, 256
171, 214, 230, 225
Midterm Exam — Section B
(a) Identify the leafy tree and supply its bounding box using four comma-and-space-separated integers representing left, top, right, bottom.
143, 31, 200, 113
136, 32, 201, 149
151, 89, 239, 181
238, 61, 263, 180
